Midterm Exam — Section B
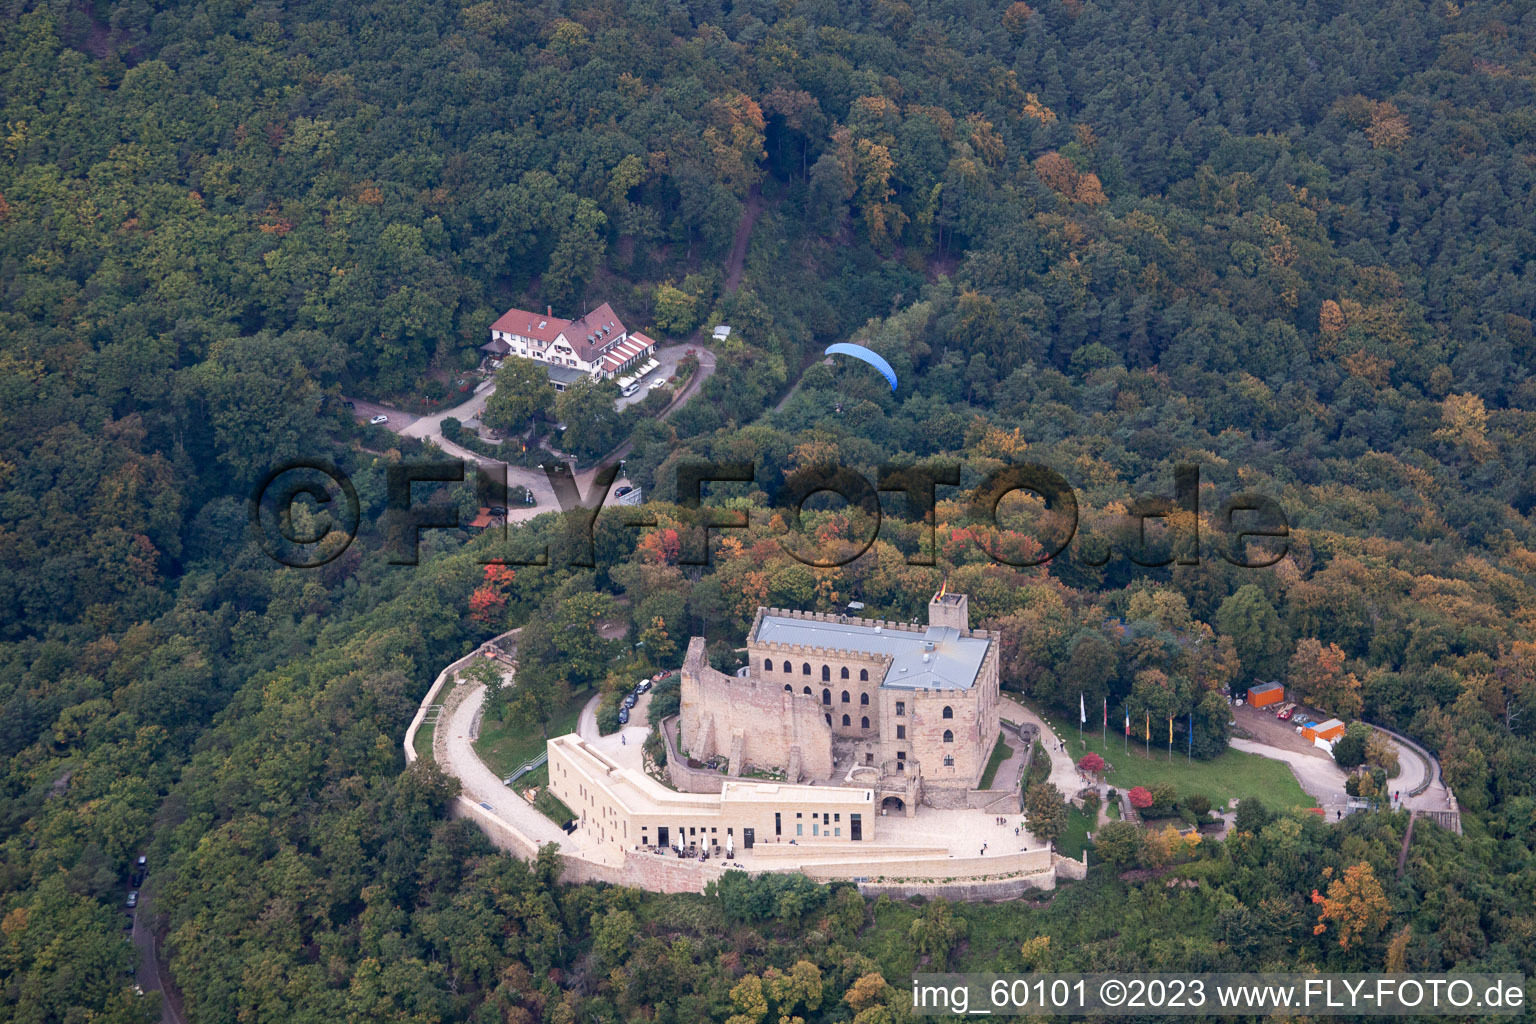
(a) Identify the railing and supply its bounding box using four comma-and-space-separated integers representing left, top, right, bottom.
504, 751, 548, 787
1364, 720, 1440, 798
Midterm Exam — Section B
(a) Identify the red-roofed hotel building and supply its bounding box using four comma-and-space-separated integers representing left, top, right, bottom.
482, 302, 658, 390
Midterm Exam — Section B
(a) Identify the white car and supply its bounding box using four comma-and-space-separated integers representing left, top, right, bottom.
648, 378, 666, 389
370, 414, 388, 425
621, 383, 639, 397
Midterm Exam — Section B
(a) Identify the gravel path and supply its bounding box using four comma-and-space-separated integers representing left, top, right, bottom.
437, 682, 568, 848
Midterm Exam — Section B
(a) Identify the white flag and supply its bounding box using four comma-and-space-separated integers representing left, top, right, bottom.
1080, 692, 1086, 724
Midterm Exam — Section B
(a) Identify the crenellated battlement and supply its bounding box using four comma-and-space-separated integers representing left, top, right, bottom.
749, 605, 997, 644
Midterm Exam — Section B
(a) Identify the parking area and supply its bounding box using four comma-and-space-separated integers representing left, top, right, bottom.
1230, 702, 1352, 815
348, 398, 420, 431
1233, 702, 1334, 759
615, 343, 697, 410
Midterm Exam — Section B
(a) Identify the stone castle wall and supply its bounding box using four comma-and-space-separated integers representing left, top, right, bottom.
679, 637, 833, 780
729, 605, 1003, 801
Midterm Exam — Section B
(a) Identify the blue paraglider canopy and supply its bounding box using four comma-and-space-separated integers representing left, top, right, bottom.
824, 343, 898, 392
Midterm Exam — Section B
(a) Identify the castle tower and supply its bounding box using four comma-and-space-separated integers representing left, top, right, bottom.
927, 585, 969, 631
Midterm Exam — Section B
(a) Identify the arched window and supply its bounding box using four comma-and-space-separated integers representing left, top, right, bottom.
825, 714, 831, 726
841, 714, 851, 727
822, 689, 831, 705
784, 684, 792, 692
860, 693, 869, 706
803, 686, 812, 695
943, 730, 954, 743
859, 669, 868, 681
942, 705, 953, 719
944, 755, 954, 767
821, 664, 830, 681
764, 658, 773, 671
840, 690, 850, 703
860, 716, 870, 729
802, 663, 811, 675
783, 660, 791, 673
840, 667, 849, 679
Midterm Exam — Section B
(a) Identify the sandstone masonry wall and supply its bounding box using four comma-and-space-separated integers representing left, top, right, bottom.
679, 637, 833, 780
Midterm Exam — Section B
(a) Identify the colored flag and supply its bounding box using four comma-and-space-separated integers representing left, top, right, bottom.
1080, 692, 1086, 725
1144, 712, 1150, 741
1103, 697, 1108, 727
1169, 716, 1173, 743
1124, 707, 1130, 736
1188, 713, 1193, 756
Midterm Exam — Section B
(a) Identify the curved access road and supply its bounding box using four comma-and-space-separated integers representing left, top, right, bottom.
436, 681, 568, 849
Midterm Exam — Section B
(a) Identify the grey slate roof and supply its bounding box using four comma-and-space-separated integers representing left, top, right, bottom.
754, 615, 990, 691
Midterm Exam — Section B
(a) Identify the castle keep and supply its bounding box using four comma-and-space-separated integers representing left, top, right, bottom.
680, 590, 1001, 812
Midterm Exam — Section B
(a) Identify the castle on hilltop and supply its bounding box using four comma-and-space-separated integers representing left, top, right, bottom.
680, 589, 1002, 813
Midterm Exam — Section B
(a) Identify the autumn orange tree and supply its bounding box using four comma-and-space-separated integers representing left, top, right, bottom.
1312, 863, 1391, 950
1288, 639, 1364, 719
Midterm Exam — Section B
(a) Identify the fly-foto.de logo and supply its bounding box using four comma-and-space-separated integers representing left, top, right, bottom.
249, 459, 1288, 570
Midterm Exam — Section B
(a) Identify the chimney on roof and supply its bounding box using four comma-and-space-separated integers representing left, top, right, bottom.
547, 305, 552, 317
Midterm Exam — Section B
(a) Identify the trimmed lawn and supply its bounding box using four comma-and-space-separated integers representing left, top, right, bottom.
1069, 730, 1311, 811
1056, 804, 1096, 859
412, 719, 434, 762
978, 734, 1014, 790
474, 687, 591, 778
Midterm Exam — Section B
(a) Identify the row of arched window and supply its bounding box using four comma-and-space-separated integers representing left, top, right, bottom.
766, 659, 869, 682
817, 716, 955, 740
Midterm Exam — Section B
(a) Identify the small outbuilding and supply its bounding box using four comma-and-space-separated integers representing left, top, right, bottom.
1247, 681, 1284, 708
1303, 718, 1346, 743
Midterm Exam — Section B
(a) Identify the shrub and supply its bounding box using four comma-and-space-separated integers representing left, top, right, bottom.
1093, 821, 1142, 868
1233, 797, 1271, 833
647, 675, 681, 726
596, 691, 623, 735
441, 416, 462, 442
1188, 794, 1212, 818
1128, 786, 1153, 809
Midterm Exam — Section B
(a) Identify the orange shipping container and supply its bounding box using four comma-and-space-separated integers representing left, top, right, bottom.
1304, 718, 1346, 742
1247, 682, 1284, 708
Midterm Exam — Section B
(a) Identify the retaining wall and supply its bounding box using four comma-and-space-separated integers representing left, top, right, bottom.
404, 630, 518, 765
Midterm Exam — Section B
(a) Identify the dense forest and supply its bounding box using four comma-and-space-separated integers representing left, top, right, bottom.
4, 0, 1536, 1019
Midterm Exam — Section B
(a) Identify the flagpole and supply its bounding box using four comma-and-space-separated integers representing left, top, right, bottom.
1187, 712, 1193, 763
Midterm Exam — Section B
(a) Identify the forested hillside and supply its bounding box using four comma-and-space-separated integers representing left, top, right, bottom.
3, 0, 1536, 1019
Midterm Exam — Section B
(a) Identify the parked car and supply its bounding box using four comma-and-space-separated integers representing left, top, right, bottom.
342, 400, 355, 409
621, 383, 639, 397
637, 679, 651, 693
622, 695, 636, 710
489, 506, 507, 516
126, 891, 138, 909
614, 485, 632, 497
370, 414, 389, 425
649, 377, 666, 389
617, 708, 629, 725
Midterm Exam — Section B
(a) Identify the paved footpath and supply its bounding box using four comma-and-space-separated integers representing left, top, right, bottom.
1000, 697, 1084, 796
436, 681, 568, 848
